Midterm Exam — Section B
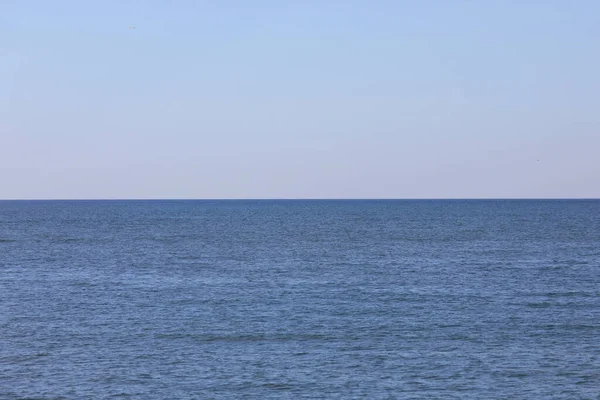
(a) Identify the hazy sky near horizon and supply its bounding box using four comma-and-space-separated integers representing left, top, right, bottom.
2, 1, 599, 199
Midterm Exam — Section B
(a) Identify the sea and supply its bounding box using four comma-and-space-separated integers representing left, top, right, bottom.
1, 200, 599, 399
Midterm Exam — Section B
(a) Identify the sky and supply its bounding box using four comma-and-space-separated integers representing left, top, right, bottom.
1, 1, 599, 199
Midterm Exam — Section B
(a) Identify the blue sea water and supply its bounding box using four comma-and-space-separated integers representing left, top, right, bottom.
1, 200, 599, 399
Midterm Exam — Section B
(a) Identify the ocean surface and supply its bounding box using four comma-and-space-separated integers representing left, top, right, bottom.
1, 200, 599, 399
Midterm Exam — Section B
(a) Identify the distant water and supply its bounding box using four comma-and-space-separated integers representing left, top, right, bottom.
1, 200, 599, 399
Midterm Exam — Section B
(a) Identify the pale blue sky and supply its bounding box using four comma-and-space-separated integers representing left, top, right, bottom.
2, 1, 599, 199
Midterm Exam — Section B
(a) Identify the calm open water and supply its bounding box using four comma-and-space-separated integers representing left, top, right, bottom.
1, 200, 599, 399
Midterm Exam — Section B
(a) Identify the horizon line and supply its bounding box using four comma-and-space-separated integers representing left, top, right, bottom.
1, 198, 599, 201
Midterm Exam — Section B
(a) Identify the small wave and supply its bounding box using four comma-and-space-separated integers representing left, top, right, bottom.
54, 238, 91, 243
505, 371, 530, 378
16, 398, 68, 400
545, 291, 592, 298
259, 383, 295, 390
526, 302, 552, 308
540, 324, 598, 331
155, 332, 329, 343
68, 281, 98, 288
